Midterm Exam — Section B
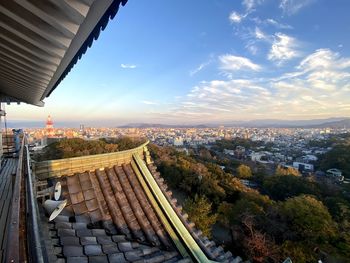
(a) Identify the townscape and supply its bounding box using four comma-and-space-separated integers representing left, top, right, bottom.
9, 116, 348, 262
1, 0, 350, 262
23, 117, 349, 185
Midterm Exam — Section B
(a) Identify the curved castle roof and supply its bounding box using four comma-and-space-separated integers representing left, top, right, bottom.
35, 142, 239, 263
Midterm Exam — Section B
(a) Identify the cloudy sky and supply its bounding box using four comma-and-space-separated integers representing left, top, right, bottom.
7, 0, 350, 126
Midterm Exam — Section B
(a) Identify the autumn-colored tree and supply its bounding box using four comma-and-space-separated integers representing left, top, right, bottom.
275, 165, 300, 176
237, 164, 252, 179
183, 195, 217, 238
198, 147, 213, 160
241, 214, 281, 263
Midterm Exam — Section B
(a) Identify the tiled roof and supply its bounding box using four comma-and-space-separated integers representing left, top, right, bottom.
147, 163, 234, 261
38, 149, 241, 263
0, 0, 128, 105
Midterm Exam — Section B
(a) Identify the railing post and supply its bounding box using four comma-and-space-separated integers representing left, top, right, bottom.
24, 142, 48, 263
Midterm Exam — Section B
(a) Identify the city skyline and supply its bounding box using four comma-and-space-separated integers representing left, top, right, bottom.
6, 0, 350, 124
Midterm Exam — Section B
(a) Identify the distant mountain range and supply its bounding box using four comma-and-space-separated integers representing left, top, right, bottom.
225, 117, 350, 128
119, 118, 350, 129
305, 118, 350, 128
118, 123, 209, 129
4, 117, 350, 129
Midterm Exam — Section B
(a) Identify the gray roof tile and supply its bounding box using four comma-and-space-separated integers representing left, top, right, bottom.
101, 244, 120, 255
117, 242, 134, 252
102, 221, 118, 235
66, 257, 88, 263
76, 229, 92, 237
84, 245, 104, 256
72, 222, 88, 230
53, 215, 70, 223
75, 214, 92, 224
58, 229, 76, 237
91, 229, 107, 237
80, 236, 98, 246
107, 253, 127, 263
55, 222, 72, 229
96, 236, 113, 245
89, 209, 103, 222
60, 236, 80, 246
111, 235, 126, 243
124, 250, 143, 261
87, 255, 108, 263
63, 245, 84, 257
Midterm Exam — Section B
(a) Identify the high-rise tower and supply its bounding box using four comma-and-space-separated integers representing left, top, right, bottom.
46, 115, 54, 137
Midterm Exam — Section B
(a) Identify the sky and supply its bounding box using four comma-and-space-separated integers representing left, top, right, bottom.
6, 0, 350, 126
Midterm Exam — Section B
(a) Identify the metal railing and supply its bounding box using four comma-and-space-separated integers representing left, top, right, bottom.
4, 137, 48, 263
24, 143, 48, 263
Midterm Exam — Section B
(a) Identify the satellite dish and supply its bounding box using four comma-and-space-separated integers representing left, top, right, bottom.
43, 199, 67, 221
53, 182, 62, 201
37, 182, 62, 201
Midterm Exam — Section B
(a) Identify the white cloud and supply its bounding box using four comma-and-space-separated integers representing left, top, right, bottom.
158, 49, 350, 121
268, 33, 300, 64
243, 0, 264, 11
229, 11, 244, 23
246, 44, 258, 55
219, 54, 261, 72
255, 27, 267, 40
190, 60, 211, 76
121, 63, 137, 69
266, 18, 293, 29
298, 48, 338, 71
295, 49, 350, 91
279, 0, 316, 15
142, 100, 157, 105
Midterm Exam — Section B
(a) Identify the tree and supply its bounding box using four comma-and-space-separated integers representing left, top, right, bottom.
280, 241, 317, 263
318, 144, 350, 178
262, 175, 319, 201
36, 138, 120, 160
218, 191, 272, 230
241, 214, 281, 263
275, 165, 300, 177
198, 147, 213, 160
103, 136, 146, 151
183, 195, 217, 238
279, 195, 336, 242
237, 164, 252, 179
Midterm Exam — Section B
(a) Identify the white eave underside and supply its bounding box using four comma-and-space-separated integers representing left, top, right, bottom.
0, 0, 116, 106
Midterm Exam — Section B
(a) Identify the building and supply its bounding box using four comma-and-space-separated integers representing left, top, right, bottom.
46, 115, 55, 138
326, 168, 344, 182
173, 137, 184, 146
293, 162, 314, 172
0, 1, 239, 262
224, 149, 234, 156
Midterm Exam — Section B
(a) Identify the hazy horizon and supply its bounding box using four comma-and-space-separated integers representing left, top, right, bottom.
5, 0, 350, 123
5, 116, 349, 129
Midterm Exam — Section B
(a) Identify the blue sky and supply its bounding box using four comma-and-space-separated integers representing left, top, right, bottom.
8, 0, 350, 126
